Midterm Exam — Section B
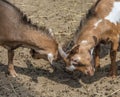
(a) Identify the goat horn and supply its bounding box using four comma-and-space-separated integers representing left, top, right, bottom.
58, 45, 68, 59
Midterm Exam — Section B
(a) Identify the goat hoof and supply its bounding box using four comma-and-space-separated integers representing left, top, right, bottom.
8, 70, 18, 77
108, 71, 117, 78
112, 75, 117, 78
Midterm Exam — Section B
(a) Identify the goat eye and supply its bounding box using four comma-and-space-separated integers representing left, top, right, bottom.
74, 59, 78, 63
71, 58, 76, 62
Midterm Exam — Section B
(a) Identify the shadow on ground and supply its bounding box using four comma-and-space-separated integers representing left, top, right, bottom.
0, 71, 36, 97
0, 58, 120, 89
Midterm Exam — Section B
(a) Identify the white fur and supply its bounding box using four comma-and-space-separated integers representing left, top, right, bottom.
66, 65, 76, 71
90, 48, 94, 55
71, 57, 81, 65
90, 48, 94, 67
48, 28, 52, 33
105, 2, 120, 25
48, 53, 54, 64
71, 61, 77, 65
81, 40, 88, 44
117, 34, 120, 39
48, 28, 54, 36
94, 19, 102, 29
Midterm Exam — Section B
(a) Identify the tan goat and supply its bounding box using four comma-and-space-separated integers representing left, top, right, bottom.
60, 0, 120, 77
0, 0, 65, 77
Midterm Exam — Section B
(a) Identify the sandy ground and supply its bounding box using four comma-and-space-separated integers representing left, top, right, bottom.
0, 0, 120, 97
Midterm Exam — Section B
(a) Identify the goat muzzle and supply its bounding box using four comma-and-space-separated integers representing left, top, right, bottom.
85, 66, 95, 76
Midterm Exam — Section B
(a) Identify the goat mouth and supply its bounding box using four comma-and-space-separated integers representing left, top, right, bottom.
86, 70, 94, 76
73, 63, 85, 67
85, 68, 95, 76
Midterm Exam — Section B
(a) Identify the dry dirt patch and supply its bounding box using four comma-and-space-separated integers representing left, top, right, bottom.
0, 0, 120, 97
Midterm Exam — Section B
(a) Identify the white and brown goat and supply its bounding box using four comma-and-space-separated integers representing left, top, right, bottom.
60, 0, 120, 77
0, 0, 65, 77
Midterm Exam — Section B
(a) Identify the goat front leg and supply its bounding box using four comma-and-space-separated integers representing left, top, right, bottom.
109, 42, 118, 77
8, 49, 17, 77
94, 44, 100, 69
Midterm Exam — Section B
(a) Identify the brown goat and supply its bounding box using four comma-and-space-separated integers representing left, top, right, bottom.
0, 0, 65, 77
60, 0, 120, 77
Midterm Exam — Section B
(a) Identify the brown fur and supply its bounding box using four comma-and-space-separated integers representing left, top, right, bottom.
63, 0, 120, 77
0, 0, 59, 77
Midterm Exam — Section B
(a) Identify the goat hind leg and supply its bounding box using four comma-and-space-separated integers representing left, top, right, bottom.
7, 49, 17, 77
94, 45, 100, 69
109, 42, 118, 77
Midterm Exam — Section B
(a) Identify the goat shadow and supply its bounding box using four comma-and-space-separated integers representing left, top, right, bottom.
0, 61, 81, 88
0, 44, 120, 88
0, 59, 120, 88
80, 44, 120, 84
80, 60, 120, 84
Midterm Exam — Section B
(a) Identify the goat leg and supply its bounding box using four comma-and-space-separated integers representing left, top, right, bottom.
94, 45, 100, 69
109, 41, 118, 77
7, 49, 17, 77
110, 50, 117, 77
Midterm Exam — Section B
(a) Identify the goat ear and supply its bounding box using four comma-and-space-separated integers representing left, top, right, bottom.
69, 45, 80, 55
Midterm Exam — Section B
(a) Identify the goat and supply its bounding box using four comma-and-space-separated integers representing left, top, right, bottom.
60, 0, 120, 77
0, 0, 65, 77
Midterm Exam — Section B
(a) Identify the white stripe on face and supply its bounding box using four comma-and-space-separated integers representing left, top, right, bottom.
81, 40, 88, 44
66, 65, 76, 71
70, 55, 81, 65
105, 2, 120, 25
90, 48, 94, 55
71, 61, 77, 65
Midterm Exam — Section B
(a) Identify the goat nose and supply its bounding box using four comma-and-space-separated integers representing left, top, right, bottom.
87, 66, 95, 76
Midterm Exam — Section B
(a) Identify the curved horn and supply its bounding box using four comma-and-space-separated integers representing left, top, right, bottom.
58, 45, 68, 59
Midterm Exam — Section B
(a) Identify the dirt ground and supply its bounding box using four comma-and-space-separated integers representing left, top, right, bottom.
0, 0, 120, 97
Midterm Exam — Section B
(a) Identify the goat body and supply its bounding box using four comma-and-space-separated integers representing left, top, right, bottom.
61, 0, 120, 77
0, 0, 60, 77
